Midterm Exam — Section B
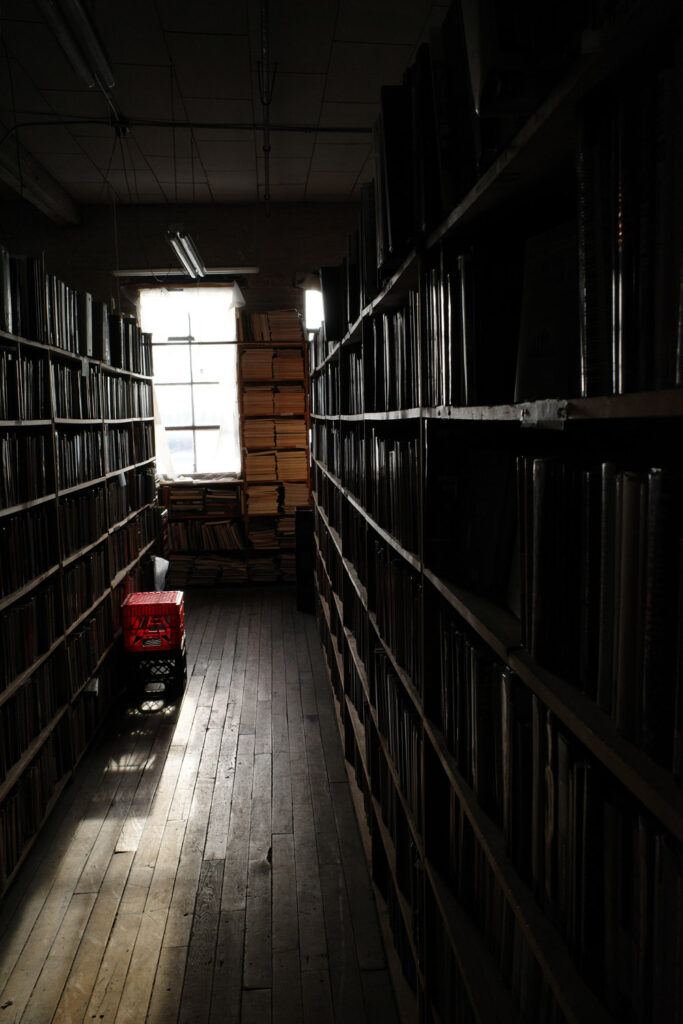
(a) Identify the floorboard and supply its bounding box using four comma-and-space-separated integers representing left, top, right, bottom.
0, 587, 400, 1023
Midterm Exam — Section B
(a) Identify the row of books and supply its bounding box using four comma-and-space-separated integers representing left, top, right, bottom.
310, 361, 339, 417
0, 715, 72, 887
0, 348, 50, 421
0, 584, 59, 693
340, 499, 368, 593
59, 487, 105, 561
518, 457, 683, 774
241, 384, 306, 417
247, 516, 295, 552
245, 482, 309, 517
240, 348, 305, 382
165, 552, 299, 588
104, 425, 132, 473
373, 648, 422, 823
372, 542, 422, 693
368, 430, 420, 554
56, 428, 103, 490
70, 661, 117, 765
0, 651, 67, 786
341, 347, 363, 415
1, 248, 152, 374
0, 508, 54, 599
435, 611, 683, 1016
244, 449, 308, 482
243, 309, 304, 342
311, 422, 341, 481
242, 417, 308, 450
132, 421, 154, 463
0, 432, 52, 507
62, 545, 108, 626
160, 480, 242, 517
103, 374, 153, 420
371, 306, 420, 413
64, 602, 114, 699
52, 361, 101, 420
341, 425, 365, 505
168, 518, 245, 552
107, 469, 152, 526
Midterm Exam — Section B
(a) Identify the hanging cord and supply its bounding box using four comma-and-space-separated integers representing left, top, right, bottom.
258, 0, 277, 208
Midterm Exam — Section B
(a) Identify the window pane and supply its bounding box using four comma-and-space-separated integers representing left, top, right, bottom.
193, 384, 223, 425
191, 290, 236, 341
167, 430, 194, 474
152, 345, 191, 383
195, 429, 220, 471
191, 344, 231, 383
155, 384, 192, 426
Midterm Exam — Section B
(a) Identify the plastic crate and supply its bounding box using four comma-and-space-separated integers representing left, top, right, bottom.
121, 591, 185, 652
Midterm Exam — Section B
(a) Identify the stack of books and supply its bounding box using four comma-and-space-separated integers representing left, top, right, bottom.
273, 351, 304, 380
274, 385, 306, 415
241, 348, 274, 380
246, 485, 280, 516
245, 452, 277, 481
277, 450, 308, 481
243, 419, 275, 448
275, 419, 307, 447
282, 481, 309, 510
242, 386, 274, 416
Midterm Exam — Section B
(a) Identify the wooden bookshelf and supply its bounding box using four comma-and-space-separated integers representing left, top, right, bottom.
0, 265, 156, 900
310, 1, 683, 1020
236, 311, 311, 584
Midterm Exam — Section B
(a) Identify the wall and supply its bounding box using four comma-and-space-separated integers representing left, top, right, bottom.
0, 196, 358, 315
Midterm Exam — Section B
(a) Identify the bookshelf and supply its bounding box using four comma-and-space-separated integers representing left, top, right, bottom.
237, 309, 311, 583
310, 1, 683, 1021
0, 259, 156, 899
160, 478, 248, 586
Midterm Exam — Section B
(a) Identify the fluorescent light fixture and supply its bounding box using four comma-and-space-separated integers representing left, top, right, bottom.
37, 0, 115, 90
167, 228, 207, 279
111, 267, 260, 278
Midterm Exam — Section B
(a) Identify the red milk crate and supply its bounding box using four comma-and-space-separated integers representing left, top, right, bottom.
121, 591, 186, 652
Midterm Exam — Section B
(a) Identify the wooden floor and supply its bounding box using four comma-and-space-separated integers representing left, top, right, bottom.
0, 587, 399, 1024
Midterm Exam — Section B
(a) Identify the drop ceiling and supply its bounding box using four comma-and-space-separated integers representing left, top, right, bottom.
0, 0, 448, 221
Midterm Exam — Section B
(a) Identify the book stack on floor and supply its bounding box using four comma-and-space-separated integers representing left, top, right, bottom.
237, 309, 311, 584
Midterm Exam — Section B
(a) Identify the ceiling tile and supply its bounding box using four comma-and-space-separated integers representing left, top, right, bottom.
335, 0, 435, 44
254, 72, 325, 127
167, 34, 251, 100
309, 141, 372, 174
40, 89, 112, 118
326, 42, 412, 103
114, 65, 173, 122
2, 20, 86, 92
158, 0, 249, 35
128, 126, 194, 160
267, 133, 315, 161
256, 157, 310, 187
196, 139, 255, 172
262, 184, 307, 201
183, 99, 255, 137
160, 182, 213, 202
305, 172, 357, 198
12, 125, 83, 155
317, 102, 378, 130
93, 4, 168, 65
246, 0, 336, 74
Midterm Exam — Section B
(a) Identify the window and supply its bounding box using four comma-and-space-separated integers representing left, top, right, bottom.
138, 287, 241, 476
305, 288, 324, 331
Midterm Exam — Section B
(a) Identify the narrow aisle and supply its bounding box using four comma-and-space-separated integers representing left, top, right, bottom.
0, 587, 399, 1024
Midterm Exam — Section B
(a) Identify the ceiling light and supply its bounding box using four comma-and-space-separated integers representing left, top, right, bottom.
36, 0, 115, 91
167, 228, 206, 279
